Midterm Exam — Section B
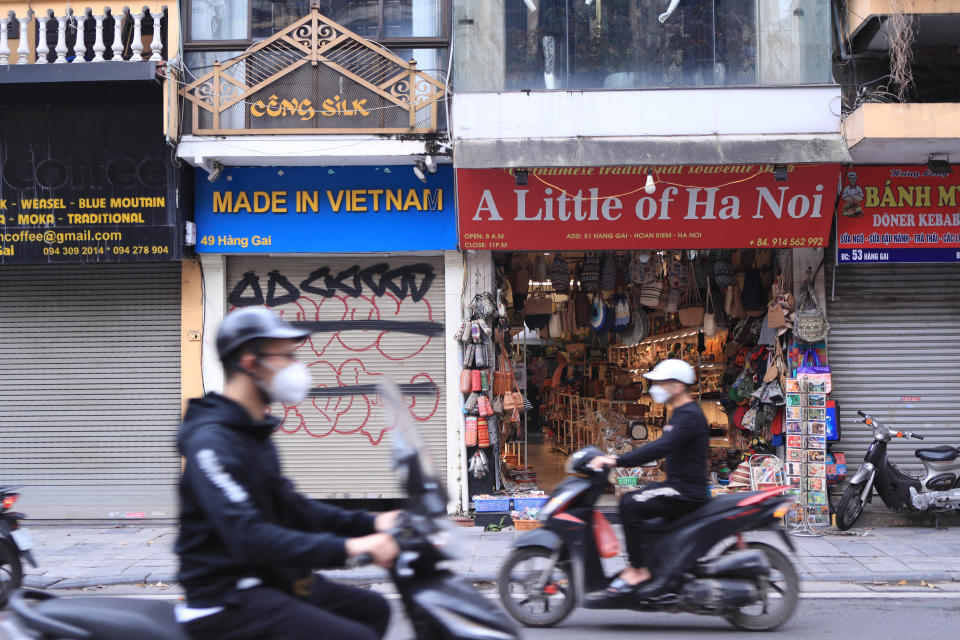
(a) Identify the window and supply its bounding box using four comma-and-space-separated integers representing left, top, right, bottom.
188, 0, 448, 44
187, 0, 449, 81
453, 0, 831, 92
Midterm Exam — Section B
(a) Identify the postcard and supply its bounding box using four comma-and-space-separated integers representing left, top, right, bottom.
806, 381, 827, 394
808, 478, 826, 491
808, 393, 826, 407
807, 408, 827, 421
787, 449, 804, 462
807, 463, 826, 476
786, 407, 804, 421
785, 475, 801, 487
786, 435, 804, 449
786, 394, 802, 407
807, 491, 827, 505
807, 450, 825, 463
807, 435, 826, 449
786, 462, 802, 476
785, 379, 801, 393
809, 421, 827, 436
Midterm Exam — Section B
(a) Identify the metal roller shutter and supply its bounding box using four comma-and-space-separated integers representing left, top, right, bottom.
226, 256, 446, 498
827, 261, 960, 474
0, 263, 182, 519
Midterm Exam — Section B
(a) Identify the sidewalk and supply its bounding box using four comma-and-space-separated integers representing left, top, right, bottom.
22, 523, 960, 590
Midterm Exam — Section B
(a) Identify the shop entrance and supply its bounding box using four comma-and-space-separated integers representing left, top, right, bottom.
487, 248, 794, 517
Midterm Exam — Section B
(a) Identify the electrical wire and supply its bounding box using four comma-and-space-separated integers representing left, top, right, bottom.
523, 166, 821, 203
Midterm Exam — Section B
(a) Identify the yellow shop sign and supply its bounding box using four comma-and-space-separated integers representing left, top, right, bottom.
250, 94, 371, 121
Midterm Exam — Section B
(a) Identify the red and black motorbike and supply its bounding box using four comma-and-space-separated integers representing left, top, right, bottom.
0, 486, 36, 608
497, 447, 799, 631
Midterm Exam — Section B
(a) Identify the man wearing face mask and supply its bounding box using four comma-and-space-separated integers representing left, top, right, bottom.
588, 359, 709, 597
175, 307, 399, 640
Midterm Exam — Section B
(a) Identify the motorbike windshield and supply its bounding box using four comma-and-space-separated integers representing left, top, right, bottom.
379, 380, 447, 515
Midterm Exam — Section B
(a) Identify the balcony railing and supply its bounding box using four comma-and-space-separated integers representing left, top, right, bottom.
0, 5, 168, 65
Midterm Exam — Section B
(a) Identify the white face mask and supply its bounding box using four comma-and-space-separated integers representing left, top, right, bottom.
261, 361, 312, 405
648, 384, 672, 405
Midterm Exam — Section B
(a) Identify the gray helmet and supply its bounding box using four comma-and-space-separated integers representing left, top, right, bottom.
216, 307, 310, 361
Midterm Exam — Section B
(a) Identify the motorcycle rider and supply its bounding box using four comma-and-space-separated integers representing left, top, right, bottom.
589, 359, 709, 596
175, 307, 400, 640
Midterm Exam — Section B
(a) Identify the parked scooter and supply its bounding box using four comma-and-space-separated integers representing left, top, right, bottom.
0, 486, 37, 608
8, 381, 519, 640
498, 447, 799, 632
837, 410, 960, 530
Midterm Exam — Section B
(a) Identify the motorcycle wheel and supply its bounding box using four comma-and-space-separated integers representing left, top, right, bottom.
0, 540, 24, 608
497, 546, 575, 628
837, 482, 866, 531
722, 542, 798, 632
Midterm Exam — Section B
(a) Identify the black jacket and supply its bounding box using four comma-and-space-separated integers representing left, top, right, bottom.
176, 393, 376, 606
616, 401, 709, 500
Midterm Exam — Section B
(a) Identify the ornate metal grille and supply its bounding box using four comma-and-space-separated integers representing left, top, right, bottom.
181, 7, 445, 135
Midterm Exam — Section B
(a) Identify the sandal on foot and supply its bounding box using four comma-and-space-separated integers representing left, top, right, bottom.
606, 577, 639, 595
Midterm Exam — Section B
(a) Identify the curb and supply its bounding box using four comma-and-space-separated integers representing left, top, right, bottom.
32, 569, 960, 591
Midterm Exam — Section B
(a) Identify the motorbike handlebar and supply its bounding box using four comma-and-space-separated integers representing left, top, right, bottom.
857, 410, 867, 418
912, 433, 925, 440
346, 553, 373, 568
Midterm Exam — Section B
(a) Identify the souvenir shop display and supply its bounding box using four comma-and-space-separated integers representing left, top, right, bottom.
784, 377, 829, 534
466, 248, 831, 522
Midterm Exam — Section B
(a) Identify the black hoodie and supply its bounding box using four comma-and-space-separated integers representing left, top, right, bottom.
176, 393, 376, 606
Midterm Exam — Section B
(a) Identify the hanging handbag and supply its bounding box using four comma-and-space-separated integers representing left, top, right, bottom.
522, 394, 534, 413
703, 279, 718, 336
533, 254, 549, 283
473, 341, 489, 369
480, 370, 490, 392
794, 281, 830, 343
714, 250, 736, 287
477, 418, 491, 448
464, 416, 478, 447
581, 254, 601, 292
472, 292, 497, 318
797, 348, 832, 393
477, 394, 494, 418
459, 370, 472, 394
504, 390, 523, 412
463, 392, 479, 414
492, 395, 504, 415
462, 343, 475, 368
493, 356, 512, 396
678, 264, 705, 328
550, 254, 571, 292
665, 287, 681, 314
724, 274, 745, 318
640, 275, 663, 308
471, 369, 483, 392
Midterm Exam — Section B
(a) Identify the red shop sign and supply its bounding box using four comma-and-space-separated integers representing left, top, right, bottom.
456, 165, 840, 251
836, 166, 960, 263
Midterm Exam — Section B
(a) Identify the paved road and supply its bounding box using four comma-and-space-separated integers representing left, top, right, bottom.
383, 593, 960, 640
2, 586, 958, 639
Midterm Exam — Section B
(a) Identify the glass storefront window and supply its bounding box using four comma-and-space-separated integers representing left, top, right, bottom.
454, 0, 832, 91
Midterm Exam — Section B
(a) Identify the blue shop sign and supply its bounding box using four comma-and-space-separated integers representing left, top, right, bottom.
837, 248, 960, 263
194, 166, 456, 252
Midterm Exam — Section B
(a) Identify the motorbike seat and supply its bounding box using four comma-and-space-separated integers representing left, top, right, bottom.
915, 446, 960, 462
638, 493, 748, 532
25, 595, 189, 640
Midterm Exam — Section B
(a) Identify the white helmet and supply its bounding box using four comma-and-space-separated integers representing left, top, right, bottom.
643, 359, 696, 384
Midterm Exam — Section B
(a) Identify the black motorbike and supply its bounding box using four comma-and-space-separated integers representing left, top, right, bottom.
498, 447, 799, 632
0, 486, 37, 608
837, 410, 960, 530
8, 381, 519, 640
